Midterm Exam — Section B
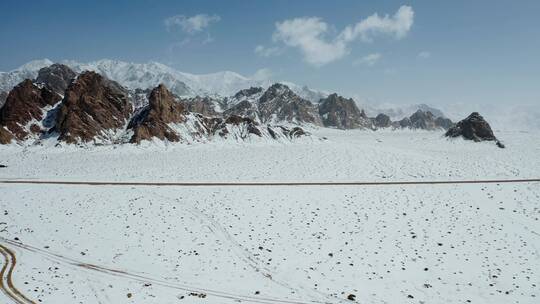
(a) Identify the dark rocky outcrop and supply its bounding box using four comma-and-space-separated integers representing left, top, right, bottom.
318, 93, 371, 129
201, 115, 265, 139
258, 83, 322, 125
185, 96, 220, 116
406, 110, 453, 130
394, 117, 411, 129
409, 110, 438, 130
55, 71, 132, 143
128, 84, 185, 143
435, 116, 454, 130
232, 87, 263, 100
35, 64, 77, 95
224, 99, 259, 121
373, 113, 392, 128
0, 79, 61, 141
199, 114, 309, 141
445, 112, 503, 147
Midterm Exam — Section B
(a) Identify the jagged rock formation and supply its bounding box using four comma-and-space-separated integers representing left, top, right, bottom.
55, 71, 132, 144
185, 96, 220, 116
224, 99, 259, 120
435, 116, 454, 130
0, 79, 61, 141
223, 84, 322, 126
409, 110, 438, 130
318, 93, 372, 129
0, 63, 460, 146
373, 113, 392, 128
232, 87, 263, 101
35, 64, 76, 95
131, 88, 151, 109
126, 84, 312, 144
445, 112, 503, 147
200, 115, 263, 138
199, 114, 309, 141
399, 110, 453, 130
257, 83, 322, 125
394, 117, 411, 128
128, 84, 186, 143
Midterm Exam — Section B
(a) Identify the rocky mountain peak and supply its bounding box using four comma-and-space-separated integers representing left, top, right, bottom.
55, 71, 133, 143
233, 87, 263, 100
259, 83, 296, 103
128, 84, 186, 143
409, 110, 438, 130
0, 79, 61, 142
373, 113, 392, 128
257, 83, 322, 125
318, 93, 372, 129
35, 63, 76, 95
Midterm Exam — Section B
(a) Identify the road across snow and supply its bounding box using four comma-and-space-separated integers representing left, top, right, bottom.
0, 129, 539, 303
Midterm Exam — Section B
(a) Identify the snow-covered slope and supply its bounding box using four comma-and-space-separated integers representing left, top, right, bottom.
0, 130, 539, 304
61, 59, 267, 97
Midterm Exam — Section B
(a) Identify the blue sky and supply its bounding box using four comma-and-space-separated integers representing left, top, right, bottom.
1, 0, 539, 106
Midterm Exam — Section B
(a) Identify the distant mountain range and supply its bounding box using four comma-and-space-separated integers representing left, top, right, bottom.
0, 59, 521, 146
0, 59, 441, 116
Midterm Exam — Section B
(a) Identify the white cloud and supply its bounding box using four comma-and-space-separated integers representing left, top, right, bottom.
164, 14, 221, 34
338, 5, 414, 43
353, 53, 382, 66
269, 5, 414, 66
418, 51, 431, 58
272, 17, 349, 66
254, 45, 282, 57
252, 68, 273, 81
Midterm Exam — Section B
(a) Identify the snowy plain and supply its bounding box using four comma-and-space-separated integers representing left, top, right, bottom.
0, 129, 539, 304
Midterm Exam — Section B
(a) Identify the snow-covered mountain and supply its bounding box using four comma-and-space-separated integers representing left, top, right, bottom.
2, 59, 539, 132
362, 102, 446, 121
0, 59, 328, 103
0, 59, 54, 93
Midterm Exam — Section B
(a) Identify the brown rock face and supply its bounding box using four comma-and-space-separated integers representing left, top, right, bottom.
0, 127, 14, 144
35, 63, 77, 95
318, 93, 372, 129
0, 79, 61, 141
55, 71, 132, 143
128, 84, 185, 143
185, 96, 219, 116
258, 83, 322, 125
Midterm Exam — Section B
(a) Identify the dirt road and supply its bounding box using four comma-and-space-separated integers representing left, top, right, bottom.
0, 244, 35, 304
0, 178, 539, 187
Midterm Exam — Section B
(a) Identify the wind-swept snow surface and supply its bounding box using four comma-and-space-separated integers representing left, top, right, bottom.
0, 130, 539, 304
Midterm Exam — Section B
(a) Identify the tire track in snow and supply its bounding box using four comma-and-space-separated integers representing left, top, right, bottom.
0, 238, 334, 304
0, 244, 36, 304
166, 195, 342, 304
